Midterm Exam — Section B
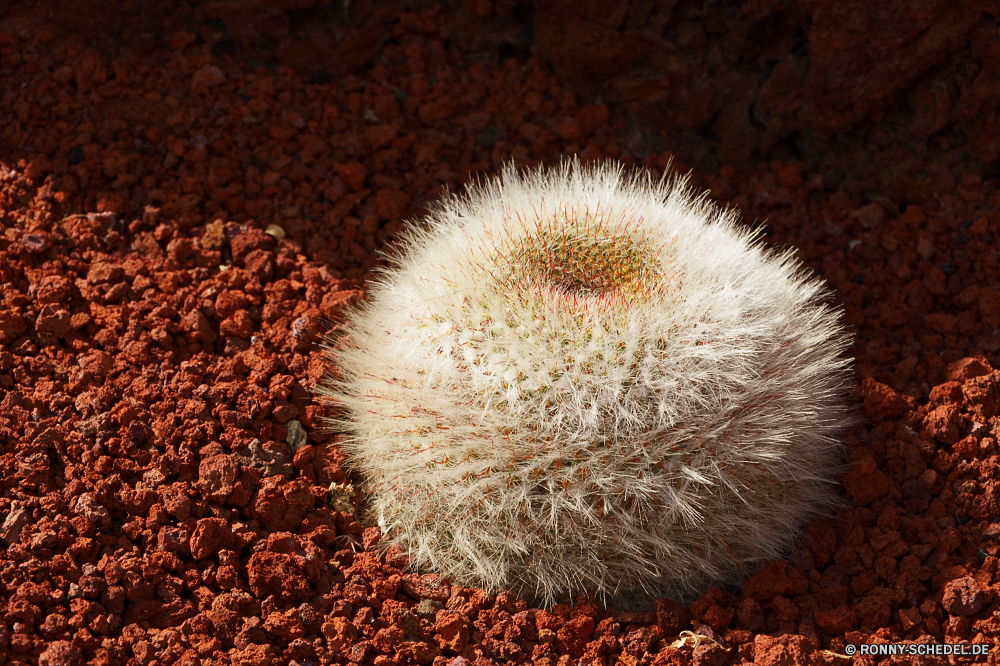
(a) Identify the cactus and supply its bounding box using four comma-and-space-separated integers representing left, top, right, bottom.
321, 159, 855, 608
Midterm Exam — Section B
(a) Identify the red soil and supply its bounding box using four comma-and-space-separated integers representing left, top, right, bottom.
1, 4, 999, 666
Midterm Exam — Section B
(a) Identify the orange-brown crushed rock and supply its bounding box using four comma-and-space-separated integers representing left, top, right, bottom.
1, 5, 1000, 666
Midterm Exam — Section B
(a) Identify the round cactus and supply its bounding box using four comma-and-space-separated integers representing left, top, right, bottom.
322, 159, 855, 607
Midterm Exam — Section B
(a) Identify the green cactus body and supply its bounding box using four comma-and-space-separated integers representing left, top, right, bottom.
323, 159, 855, 608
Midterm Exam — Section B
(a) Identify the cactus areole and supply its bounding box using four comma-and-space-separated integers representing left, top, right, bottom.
322, 159, 855, 608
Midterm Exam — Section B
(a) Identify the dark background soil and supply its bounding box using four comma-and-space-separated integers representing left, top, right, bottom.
12, 0, 1000, 203
1, 2, 1000, 666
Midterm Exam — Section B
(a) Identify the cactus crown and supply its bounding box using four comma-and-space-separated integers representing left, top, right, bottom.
502, 209, 666, 305
322, 158, 855, 609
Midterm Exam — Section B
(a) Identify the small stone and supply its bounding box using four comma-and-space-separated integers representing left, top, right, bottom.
191, 64, 226, 89
24, 156, 53, 181
415, 598, 444, 620
1, 502, 27, 545
87, 262, 124, 284
190, 518, 236, 559
19, 231, 53, 253
362, 526, 381, 551
285, 419, 308, 450
38, 639, 81, 666
941, 576, 986, 617
201, 219, 227, 250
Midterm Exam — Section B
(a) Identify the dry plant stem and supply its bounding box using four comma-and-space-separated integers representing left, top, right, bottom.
322, 159, 856, 608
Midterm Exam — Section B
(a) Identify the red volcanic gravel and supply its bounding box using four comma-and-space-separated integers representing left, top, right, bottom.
2, 5, 1000, 666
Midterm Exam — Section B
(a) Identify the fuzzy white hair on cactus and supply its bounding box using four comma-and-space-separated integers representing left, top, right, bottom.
321, 158, 855, 608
